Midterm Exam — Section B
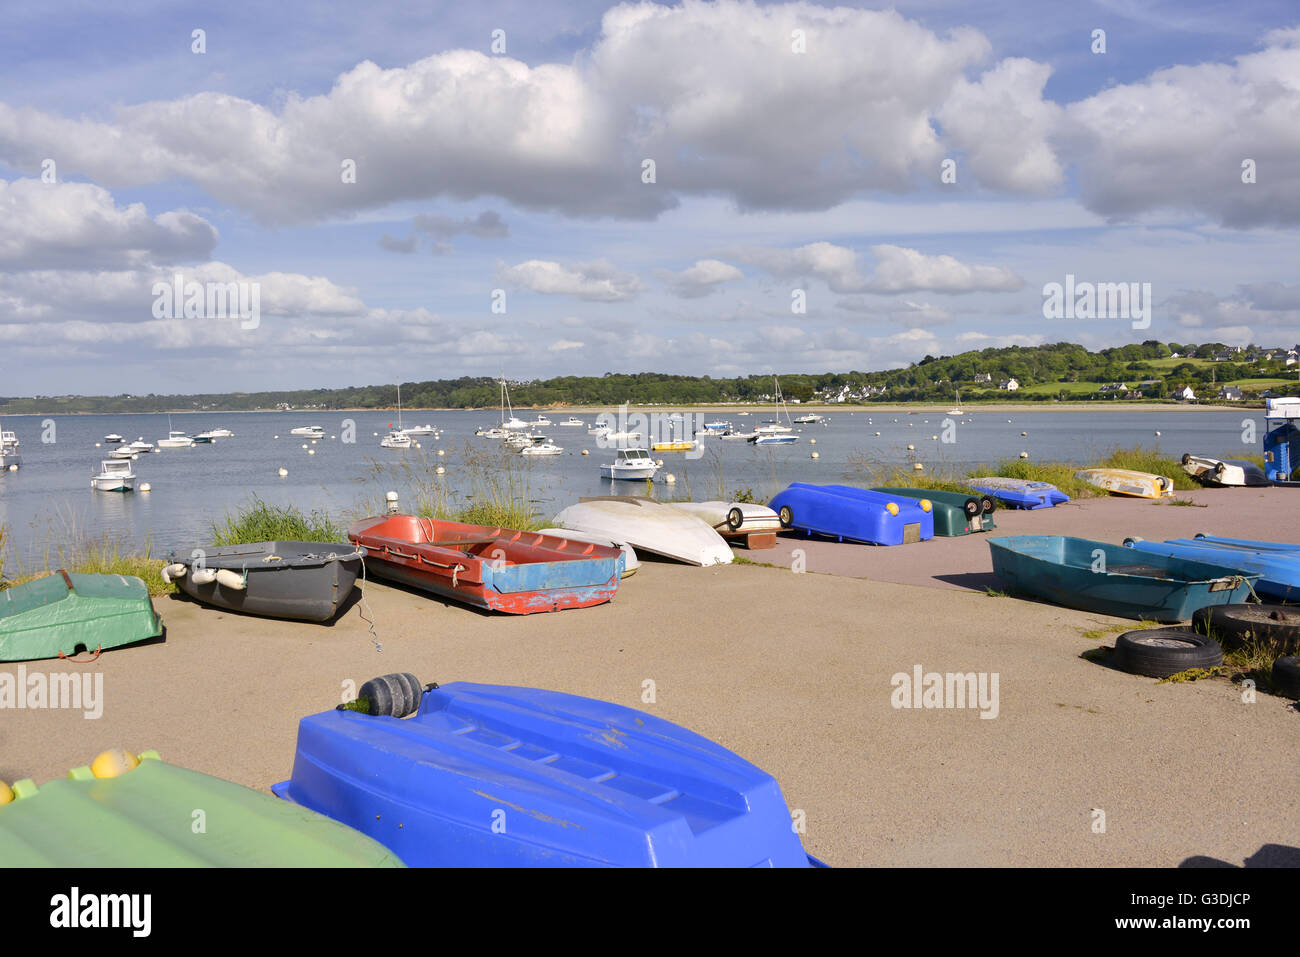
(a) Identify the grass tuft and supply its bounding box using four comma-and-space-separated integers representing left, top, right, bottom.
209, 494, 343, 546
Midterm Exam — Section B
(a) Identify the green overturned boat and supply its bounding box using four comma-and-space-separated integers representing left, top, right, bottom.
0, 750, 404, 866
872, 487, 996, 536
0, 570, 163, 661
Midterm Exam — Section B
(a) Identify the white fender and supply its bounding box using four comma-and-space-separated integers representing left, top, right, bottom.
214, 568, 246, 590
162, 563, 188, 584
190, 567, 217, 585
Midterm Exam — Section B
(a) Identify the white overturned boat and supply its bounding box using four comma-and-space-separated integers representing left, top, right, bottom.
1075, 468, 1173, 499
91, 458, 135, 492
1180, 454, 1268, 488
290, 426, 325, 437
667, 501, 782, 536
600, 448, 658, 480
536, 528, 639, 577
554, 498, 733, 566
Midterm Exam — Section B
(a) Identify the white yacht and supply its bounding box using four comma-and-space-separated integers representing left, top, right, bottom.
401, 424, 436, 436
749, 432, 798, 445
520, 441, 563, 456
600, 447, 659, 480
380, 430, 412, 449
104, 433, 125, 444
128, 438, 155, 453
91, 458, 135, 492
530, 414, 553, 427
158, 430, 195, 449
290, 425, 326, 437
557, 416, 585, 427
792, 413, 822, 424
109, 446, 138, 459
195, 427, 235, 440
0, 429, 21, 470
948, 389, 964, 416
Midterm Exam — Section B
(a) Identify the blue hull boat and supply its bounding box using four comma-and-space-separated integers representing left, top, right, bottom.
1125, 537, 1300, 602
1188, 534, 1300, 554
988, 536, 1258, 622
966, 477, 1069, 510
274, 682, 820, 867
769, 483, 933, 545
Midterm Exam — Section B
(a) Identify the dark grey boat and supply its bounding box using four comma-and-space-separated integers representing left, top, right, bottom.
163, 541, 364, 622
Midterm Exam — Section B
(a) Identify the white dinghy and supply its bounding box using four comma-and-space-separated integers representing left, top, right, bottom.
666, 501, 782, 536
553, 497, 733, 567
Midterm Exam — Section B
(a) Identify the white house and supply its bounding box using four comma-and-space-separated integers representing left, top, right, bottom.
999, 377, 1020, 391
1177, 386, 1196, 401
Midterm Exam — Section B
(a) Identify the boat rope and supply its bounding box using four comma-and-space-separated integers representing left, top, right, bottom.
58, 645, 102, 663
356, 555, 382, 654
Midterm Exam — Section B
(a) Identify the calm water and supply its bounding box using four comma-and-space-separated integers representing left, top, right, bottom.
0, 407, 1270, 563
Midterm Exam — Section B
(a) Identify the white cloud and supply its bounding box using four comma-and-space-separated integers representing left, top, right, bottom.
498, 258, 642, 301
733, 242, 870, 293
865, 244, 1024, 294
658, 259, 743, 298
548, 339, 585, 351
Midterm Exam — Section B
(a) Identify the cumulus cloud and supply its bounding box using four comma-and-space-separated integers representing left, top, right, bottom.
865, 244, 1024, 294
0, 178, 217, 271
733, 242, 870, 293
498, 258, 643, 301
658, 259, 743, 297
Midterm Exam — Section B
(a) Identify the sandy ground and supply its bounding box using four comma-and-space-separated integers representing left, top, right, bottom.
3, 486, 1298, 867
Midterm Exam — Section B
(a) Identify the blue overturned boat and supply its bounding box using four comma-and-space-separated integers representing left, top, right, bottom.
988, 536, 1259, 622
769, 483, 934, 545
274, 681, 821, 867
1124, 536, 1300, 602
966, 477, 1069, 510
1188, 534, 1300, 554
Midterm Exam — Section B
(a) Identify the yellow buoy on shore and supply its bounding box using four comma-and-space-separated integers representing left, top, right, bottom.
90, 748, 139, 779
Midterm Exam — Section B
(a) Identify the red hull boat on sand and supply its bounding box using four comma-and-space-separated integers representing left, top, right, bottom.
348, 515, 624, 614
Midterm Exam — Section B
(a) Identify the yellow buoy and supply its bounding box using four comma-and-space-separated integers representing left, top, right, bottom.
885, 502, 899, 515
90, 748, 139, 779
919, 499, 932, 512
581, 449, 589, 456
0, 781, 12, 805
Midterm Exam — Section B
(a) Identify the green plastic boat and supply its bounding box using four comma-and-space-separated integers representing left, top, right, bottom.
0, 750, 404, 867
872, 487, 996, 536
0, 570, 163, 661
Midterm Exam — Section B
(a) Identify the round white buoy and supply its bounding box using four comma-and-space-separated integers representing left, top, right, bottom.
874, 431, 881, 436
1019, 451, 1029, 459
1154, 430, 1161, 437
907, 444, 915, 451
656, 459, 664, 467
1021, 431, 1027, 437
932, 435, 938, 440
330, 435, 336, 440
1007, 419, 1012, 423
308, 449, 315, 455
139, 483, 151, 492
436, 466, 446, 475
665, 474, 676, 484
811, 451, 819, 459
809, 438, 816, 444
581, 449, 589, 456
95, 443, 101, 448
373, 432, 378, 437
278, 468, 288, 476
301, 443, 308, 449
438, 449, 445, 456
913, 462, 924, 471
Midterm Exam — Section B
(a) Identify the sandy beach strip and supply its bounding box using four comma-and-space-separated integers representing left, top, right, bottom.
2, 487, 1297, 867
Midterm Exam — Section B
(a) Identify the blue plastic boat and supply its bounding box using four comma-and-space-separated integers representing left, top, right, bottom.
769, 483, 933, 545
273, 682, 820, 867
1188, 534, 1300, 554
1124, 537, 1300, 602
988, 536, 1259, 621
966, 477, 1069, 510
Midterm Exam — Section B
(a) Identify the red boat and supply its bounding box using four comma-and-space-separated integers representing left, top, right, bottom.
347, 515, 625, 614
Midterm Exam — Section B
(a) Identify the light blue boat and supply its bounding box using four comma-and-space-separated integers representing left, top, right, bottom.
988, 536, 1259, 622
1187, 534, 1300, 555
1125, 536, 1300, 602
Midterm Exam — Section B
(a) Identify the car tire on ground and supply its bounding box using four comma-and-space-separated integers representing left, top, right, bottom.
1192, 604, 1300, 653
1114, 628, 1223, 678
1271, 656, 1300, 698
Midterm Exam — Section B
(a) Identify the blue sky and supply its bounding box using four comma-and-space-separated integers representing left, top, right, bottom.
1, 0, 1298, 394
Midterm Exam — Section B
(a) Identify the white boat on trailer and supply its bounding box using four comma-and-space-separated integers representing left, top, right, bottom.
91, 458, 135, 492
554, 497, 733, 567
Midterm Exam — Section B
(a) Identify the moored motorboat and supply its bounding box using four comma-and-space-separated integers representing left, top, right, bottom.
600, 447, 658, 480
349, 515, 624, 614
769, 483, 934, 545
520, 441, 563, 455
273, 679, 820, 867
554, 497, 733, 566
749, 433, 798, 445
163, 541, 364, 621
872, 487, 995, 536
1075, 468, 1174, 499
91, 459, 135, 492
103, 433, 124, 443
108, 446, 138, 459
380, 429, 412, 449
291, 426, 326, 437
966, 477, 1068, 509
128, 438, 155, 453
0, 430, 21, 470
0, 570, 163, 661
1180, 454, 1268, 488
157, 430, 195, 449
987, 535, 1258, 622
557, 416, 585, 427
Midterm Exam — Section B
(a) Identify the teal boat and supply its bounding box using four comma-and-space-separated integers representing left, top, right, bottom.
0, 749, 404, 866
0, 571, 163, 661
872, 487, 995, 536
987, 536, 1258, 622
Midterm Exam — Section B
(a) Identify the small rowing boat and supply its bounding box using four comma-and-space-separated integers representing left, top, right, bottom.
1075, 468, 1174, 499
0, 571, 163, 661
769, 484, 933, 546
966, 477, 1068, 509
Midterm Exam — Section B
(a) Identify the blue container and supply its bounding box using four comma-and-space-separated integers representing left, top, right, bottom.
988, 535, 1259, 622
273, 682, 819, 867
769, 483, 933, 545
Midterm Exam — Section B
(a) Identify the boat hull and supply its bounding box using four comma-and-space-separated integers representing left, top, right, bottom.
872, 487, 995, 536
273, 682, 816, 867
554, 498, 733, 566
1181, 455, 1269, 488
988, 536, 1257, 622
0, 571, 162, 661
967, 477, 1068, 509
349, 516, 623, 614
1126, 538, 1300, 602
769, 483, 933, 546
167, 541, 363, 622
1075, 468, 1174, 499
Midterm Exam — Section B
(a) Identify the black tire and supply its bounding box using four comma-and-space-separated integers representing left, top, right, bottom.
358, 672, 424, 717
1181, 453, 1192, 465
727, 507, 744, 531
962, 497, 980, 518
979, 496, 995, 515
1192, 604, 1300, 653
1272, 656, 1300, 698
777, 505, 794, 528
1114, 628, 1223, 678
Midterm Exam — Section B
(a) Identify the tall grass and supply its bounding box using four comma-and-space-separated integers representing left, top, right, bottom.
209, 494, 343, 545
361, 443, 543, 530
0, 512, 170, 596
